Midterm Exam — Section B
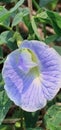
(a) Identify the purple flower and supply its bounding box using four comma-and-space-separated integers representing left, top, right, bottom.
2, 40, 61, 112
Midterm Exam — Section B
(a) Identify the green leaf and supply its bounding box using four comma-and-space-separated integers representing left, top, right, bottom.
0, 31, 17, 50
10, 0, 25, 13
7, 38, 18, 50
47, 0, 58, 10
51, 12, 61, 29
0, 0, 11, 3
13, 31, 23, 47
0, 47, 3, 57
0, 6, 10, 23
12, 7, 29, 27
12, 12, 23, 27
57, 93, 61, 102
22, 8, 29, 16
0, 58, 5, 64
31, 17, 41, 40
0, 31, 13, 45
0, 91, 12, 125
44, 104, 61, 130
23, 111, 40, 128
47, 10, 61, 28
45, 34, 58, 44
0, 125, 11, 130
36, 11, 48, 19
39, 0, 53, 7
53, 46, 61, 55
47, 10, 61, 35
35, 11, 50, 24
0, 73, 4, 91
19, 7, 29, 16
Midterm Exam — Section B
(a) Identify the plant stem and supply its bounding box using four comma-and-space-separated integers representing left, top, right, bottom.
32, 0, 40, 10
3, 118, 21, 125
43, 24, 46, 38
20, 109, 24, 130
15, 0, 20, 33
0, 24, 12, 31
28, 0, 33, 19
12, 125, 16, 130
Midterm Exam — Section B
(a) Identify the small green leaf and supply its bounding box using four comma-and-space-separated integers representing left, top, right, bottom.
57, 93, 61, 102
44, 104, 61, 130
10, 0, 25, 13
45, 34, 58, 44
36, 11, 48, 20
31, 17, 41, 40
22, 8, 29, 16
0, 31, 13, 45
48, 0, 59, 10
13, 31, 23, 47
39, 0, 53, 7
0, 31, 17, 50
0, 47, 3, 57
35, 11, 50, 24
0, 91, 12, 125
0, 58, 5, 64
53, 46, 61, 55
19, 7, 29, 16
0, 6, 10, 23
0, 73, 4, 91
12, 12, 23, 27
23, 111, 40, 128
47, 10, 61, 35
51, 12, 61, 29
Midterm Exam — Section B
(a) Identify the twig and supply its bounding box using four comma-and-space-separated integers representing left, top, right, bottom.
3, 118, 21, 125
39, 24, 55, 34
28, 0, 33, 19
46, 26, 55, 34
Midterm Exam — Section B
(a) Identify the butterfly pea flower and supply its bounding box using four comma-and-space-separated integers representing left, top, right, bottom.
2, 40, 61, 112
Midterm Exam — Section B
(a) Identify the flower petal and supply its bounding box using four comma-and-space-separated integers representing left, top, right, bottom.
2, 50, 46, 111
20, 77, 46, 112
2, 51, 46, 111
18, 49, 37, 73
2, 40, 61, 112
21, 40, 61, 100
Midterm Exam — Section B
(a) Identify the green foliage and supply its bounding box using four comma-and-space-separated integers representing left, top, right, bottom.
0, 91, 12, 125
0, 73, 4, 91
12, 108, 40, 128
12, 8, 29, 27
31, 17, 41, 40
39, 0, 58, 9
53, 46, 61, 55
0, 47, 3, 57
0, 0, 11, 3
39, 0, 53, 7
0, 31, 13, 45
9, 0, 25, 13
0, 6, 10, 23
12, 12, 23, 26
27, 128, 43, 130
35, 9, 61, 36
45, 34, 58, 44
23, 111, 40, 128
47, 10, 61, 35
44, 104, 61, 130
